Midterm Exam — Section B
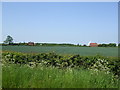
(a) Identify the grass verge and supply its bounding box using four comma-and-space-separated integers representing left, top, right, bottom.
2, 64, 119, 88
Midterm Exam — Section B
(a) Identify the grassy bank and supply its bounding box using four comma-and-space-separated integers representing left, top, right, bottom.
2, 64, 119, 88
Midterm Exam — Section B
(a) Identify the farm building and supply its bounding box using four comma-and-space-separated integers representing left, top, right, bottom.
89, 43, 98, 47
28, 42, 35, 46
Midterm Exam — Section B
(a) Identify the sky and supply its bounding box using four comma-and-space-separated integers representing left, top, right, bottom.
2, 2, 118, 45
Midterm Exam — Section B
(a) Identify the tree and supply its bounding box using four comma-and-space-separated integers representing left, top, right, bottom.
98, 43, 116, 47
83, 44, 87, 47
118, 43, 120, 47
77, 43, 79, 46
4, 35, 13, 45
108, 43, 116, 47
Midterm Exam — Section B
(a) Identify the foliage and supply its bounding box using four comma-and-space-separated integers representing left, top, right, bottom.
98, 43, 116, 47
118, 43, 120, 47
4, 35, 13, 45
2, 51, 120, 77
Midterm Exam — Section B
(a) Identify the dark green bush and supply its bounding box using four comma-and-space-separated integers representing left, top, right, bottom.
2, 51, 120, 77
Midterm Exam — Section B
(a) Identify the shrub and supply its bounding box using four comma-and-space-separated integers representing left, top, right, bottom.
2, 51, 120, 77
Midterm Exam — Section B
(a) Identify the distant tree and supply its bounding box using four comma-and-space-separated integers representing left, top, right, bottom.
98, 44, 102, 47
18, 42, 27, 46
98, 43, 116, 47
118, 43, 120, 47
108, 43, 116, 47
4, 35, 13, 45
77, 43, 79, 46
83, 44, 87, 47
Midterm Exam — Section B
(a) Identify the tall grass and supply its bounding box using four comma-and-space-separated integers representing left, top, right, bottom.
0, 51, 2, 89
2, 64, 119, 88
0, 64, 2, 89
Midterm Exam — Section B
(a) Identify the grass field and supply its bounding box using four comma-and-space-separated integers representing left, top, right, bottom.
2, 46, 118, 57
2, 64, 119, 88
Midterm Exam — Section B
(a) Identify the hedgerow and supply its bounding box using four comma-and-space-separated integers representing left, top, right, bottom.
2, 51, 120, 78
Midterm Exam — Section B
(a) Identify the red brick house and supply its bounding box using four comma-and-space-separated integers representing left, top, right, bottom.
89, 43, 98, 47
28, 42, 35, 46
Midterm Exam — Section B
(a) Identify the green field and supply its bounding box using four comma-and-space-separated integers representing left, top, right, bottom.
2, 46, 120, 88
2, 46, 118, 57
2, 64, 119, 88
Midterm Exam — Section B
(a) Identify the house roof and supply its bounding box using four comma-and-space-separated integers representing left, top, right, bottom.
90, 43, 97, 45
28, 42, 34, 43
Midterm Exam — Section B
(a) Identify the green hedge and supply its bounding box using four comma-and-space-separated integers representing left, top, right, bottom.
2, 51, 120, 77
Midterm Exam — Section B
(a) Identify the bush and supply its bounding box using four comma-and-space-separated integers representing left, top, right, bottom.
2, 51, 120, 77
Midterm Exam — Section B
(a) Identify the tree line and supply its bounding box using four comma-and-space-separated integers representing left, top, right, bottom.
1, 35, 119, 47
98, 43, 117, 47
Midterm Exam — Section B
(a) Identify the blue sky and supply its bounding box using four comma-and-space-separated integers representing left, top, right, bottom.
2, 2, 118, 45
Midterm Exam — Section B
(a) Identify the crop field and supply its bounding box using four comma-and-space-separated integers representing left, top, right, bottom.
2, 46, 118, 57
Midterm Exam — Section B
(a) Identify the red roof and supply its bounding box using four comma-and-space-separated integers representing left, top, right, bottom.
90, 43, 97, 45
89, 43, 98, 47
28, 42, 35, 46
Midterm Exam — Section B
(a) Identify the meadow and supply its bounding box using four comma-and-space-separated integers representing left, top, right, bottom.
2, 64, 119, 88
2, 46, 118, 57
